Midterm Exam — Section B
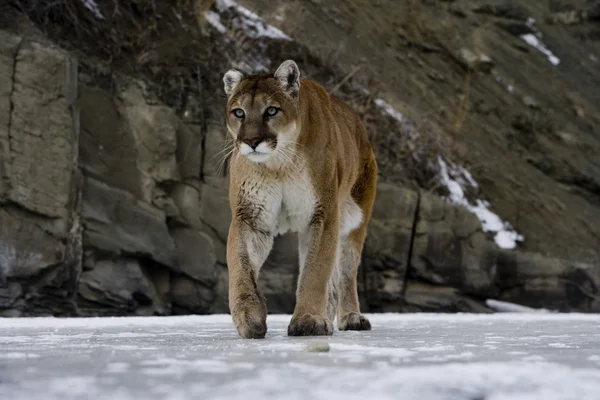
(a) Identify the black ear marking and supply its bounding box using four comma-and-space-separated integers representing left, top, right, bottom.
274, 60, 300, 97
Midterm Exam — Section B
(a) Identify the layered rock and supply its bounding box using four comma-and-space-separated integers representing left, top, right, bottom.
410, 193, 498, 298
0, 26, 598, 318
496, 251, 600, 312
0, 31, 81, 316
362, 183, 416, 312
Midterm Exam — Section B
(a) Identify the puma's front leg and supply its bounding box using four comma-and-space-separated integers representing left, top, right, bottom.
227, 221, 273, 339
288, 207, 338, 336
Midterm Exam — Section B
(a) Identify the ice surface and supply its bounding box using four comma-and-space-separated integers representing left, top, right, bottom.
438, 157, 524, 249
1, 313, 600, 400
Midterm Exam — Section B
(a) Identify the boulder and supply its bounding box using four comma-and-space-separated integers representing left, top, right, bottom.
170, 181, 203, 227
176, 123, 202, 179
259, 233, 299, 314
171, 273, 215, 314
0, 281, 22, 309
0, 32, 81, 317
118, 83, 180, 202
170, 227, 218, 284
211, 264, 230, 314
403, 280, 493, 313
202, 118, 230, 178
496, 250, 600, 312
0, 32, 21, 199
362, 183, 417, 311
81, 177, 177, 268
170, 177, 232, 268
0, 207, 64, 279
199, 176, 232, 241
457, 48, 494, 72
141, 263, 171, 313
410, 192, 498, 297
78, 85, 143, 197
3, 36, 76, 220
79, 82, 180, 205
78, 258, 167, 316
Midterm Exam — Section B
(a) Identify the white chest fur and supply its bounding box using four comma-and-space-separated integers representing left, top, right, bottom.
275, 173, 316, 236
238, 169, 316, 237
240, 168, 363, 238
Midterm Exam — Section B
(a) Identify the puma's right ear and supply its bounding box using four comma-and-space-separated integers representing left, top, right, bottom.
223, 69, 245, 97
274, 60, 300, 97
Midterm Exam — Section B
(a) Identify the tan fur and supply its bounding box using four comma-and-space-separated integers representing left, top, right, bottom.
222, 60, 377, 338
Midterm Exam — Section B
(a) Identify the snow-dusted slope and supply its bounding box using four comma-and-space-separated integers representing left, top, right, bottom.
1, 314, 600, 400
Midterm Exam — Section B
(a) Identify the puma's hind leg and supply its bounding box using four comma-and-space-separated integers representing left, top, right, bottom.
337, 156, 377, 331
336, 234, 371, 331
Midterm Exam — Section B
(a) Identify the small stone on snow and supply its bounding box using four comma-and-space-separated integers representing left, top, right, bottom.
306, 342, 330, 352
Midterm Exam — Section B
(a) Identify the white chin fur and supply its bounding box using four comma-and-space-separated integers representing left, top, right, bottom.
246, 153, 271, 163
240, 142, 273, 163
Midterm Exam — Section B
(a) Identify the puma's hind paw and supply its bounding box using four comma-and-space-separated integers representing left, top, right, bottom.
338, 312, 371, 331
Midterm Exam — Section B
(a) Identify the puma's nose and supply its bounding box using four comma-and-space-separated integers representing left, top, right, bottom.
243, 137, 262, 150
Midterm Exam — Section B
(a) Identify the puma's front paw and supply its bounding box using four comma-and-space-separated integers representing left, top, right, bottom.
338, 312, 371, 331
287, 313, 333, 336
231, 293, 268, 339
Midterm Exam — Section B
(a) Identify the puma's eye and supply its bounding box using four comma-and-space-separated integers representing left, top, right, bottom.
265, 106, 279, 117
232, 108, 245, 119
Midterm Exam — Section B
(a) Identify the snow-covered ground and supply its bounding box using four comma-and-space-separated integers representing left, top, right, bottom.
1, 313, 600, 400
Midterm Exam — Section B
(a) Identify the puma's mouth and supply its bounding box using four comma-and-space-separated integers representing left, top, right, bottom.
245, 151, 271, 163
239, 139, 276, 163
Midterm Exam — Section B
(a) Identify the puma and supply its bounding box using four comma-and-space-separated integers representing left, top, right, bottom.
222, 60, 378, 338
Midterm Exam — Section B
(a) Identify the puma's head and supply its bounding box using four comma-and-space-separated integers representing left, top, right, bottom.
222, 60, 301, 164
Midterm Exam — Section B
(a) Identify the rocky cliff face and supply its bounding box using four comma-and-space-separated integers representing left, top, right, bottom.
0, 0, 599, 317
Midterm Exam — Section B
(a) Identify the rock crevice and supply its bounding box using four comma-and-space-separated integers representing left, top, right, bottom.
4, 35, 22, 195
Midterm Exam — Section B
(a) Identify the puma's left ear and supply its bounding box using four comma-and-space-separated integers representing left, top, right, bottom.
223, 69, 245, 97
274, 60, 300, 97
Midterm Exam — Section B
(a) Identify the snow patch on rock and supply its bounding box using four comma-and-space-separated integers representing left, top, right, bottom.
520, 18, 560, 66
372, 97, 420, 142
80, 0, 104, 20
521, 34, 560, 66
204, 11, 227, 34
206, 0, 291, 74
438, 157, 524, 249
486, 299, 553, 313
374, 98, 405, 122
215, 0, 290, 40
